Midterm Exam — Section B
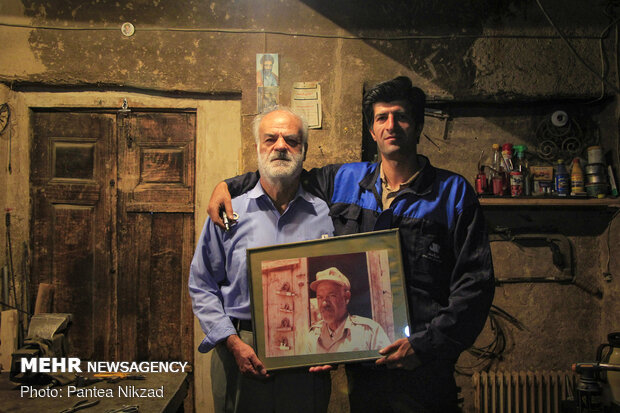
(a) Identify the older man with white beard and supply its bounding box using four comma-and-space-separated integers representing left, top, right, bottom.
189, 107, 334, 413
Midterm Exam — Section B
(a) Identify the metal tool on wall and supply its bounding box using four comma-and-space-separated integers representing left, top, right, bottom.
489, 231, 574, 282
489, 228, 604, 297
0, 103, 12, 173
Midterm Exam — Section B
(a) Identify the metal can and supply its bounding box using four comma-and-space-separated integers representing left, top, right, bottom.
510, 171, 523, 197
475, 172, 487, 195
587, 146, 604, 165
492, 176, 504, 196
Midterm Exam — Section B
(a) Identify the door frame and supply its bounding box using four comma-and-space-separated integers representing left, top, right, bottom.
11, 90, 241, 413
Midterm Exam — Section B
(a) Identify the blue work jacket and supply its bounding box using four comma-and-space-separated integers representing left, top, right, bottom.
227, 156, 495, 365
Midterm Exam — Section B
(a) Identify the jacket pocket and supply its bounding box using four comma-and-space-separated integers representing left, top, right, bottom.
329, 203, 362, 235
401, 231, 444, 286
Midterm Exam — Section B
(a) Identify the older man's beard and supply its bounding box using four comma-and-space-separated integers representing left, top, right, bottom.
257, 149, 304, 182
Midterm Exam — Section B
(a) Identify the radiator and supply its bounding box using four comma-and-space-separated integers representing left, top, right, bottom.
473, 370, 577, 413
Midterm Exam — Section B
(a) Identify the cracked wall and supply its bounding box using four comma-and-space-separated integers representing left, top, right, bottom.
1, 1, 619, 412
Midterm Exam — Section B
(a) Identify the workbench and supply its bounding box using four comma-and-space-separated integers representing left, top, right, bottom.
0, 372, 188, 413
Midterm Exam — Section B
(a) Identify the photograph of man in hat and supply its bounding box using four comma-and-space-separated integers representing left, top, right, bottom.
304, 267, 391, 354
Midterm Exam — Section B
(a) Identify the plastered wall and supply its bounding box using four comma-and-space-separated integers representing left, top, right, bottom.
1, 1, 619, 412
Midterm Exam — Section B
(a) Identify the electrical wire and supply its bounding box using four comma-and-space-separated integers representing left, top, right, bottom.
588, 17, 615, 103
608, 0, 620, 188
605, 208, 620, 280
455, 305, 525, 376
0, 300, 31, 315
535, 0, 620, 94
590, 1, 620, 103
0, 20, 608, 40
617, 15, 620, 90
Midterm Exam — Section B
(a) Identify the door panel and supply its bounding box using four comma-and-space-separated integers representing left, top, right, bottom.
117, 111, 195, 364
31, 112, 116, 360
51, 205, 96, 356
120, 112, 195, 212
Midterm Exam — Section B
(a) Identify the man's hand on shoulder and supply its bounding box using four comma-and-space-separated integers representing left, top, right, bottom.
208, 181, 235, 230
226, 334, 269, 378
375, 338, 422, 370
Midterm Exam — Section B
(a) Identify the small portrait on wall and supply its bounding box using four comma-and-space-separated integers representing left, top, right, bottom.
256, 53, 279, 87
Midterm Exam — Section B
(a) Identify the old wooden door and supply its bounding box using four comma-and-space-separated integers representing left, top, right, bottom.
116, 111, 195, 363
31, 111, 117, 359
30, 109, 195, 365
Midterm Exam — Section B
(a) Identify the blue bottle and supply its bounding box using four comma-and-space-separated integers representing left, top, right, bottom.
555, 159, 569, 196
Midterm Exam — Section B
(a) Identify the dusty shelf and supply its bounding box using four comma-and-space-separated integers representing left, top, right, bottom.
479, 197, 620, 208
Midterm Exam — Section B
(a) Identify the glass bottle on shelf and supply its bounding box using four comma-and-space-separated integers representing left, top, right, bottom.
513, 145, 531, 196
502, 143, 514, 172
491, 144, 504, 196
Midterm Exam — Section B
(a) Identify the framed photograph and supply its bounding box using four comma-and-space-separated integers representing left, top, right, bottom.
246, 229, 410, 370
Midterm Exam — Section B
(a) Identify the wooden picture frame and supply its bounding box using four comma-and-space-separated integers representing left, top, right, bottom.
246, 229, 410, 370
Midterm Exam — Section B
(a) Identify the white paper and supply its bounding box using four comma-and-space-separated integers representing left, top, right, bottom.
292, 82, 322, 129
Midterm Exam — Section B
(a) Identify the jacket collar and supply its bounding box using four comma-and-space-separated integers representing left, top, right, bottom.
360, 155, 436, 197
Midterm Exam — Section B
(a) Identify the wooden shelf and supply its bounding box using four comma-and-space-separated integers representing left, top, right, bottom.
479, 197, 620, 208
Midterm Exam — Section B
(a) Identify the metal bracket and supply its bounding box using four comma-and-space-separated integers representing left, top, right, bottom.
489, 232, 574, 283
118, 99, 133, 148
118, 98, 131, 115
424, 108, 450, 140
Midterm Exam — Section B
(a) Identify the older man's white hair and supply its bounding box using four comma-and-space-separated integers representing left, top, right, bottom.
252, 106, 309, 147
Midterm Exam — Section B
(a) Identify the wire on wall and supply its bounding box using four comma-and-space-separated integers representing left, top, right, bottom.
604, 208, 620, 282
605, 0, 620, 174
0, 20, 609, 41
535, 0, 620, 94
455, 305, 526, 376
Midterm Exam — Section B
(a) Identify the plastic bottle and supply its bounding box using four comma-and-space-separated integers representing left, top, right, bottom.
513, 145, 531, 196
555, 159, 570, 196
475, 166, 488, 195
491, 144, 504, 196
570, 158, 585, 196
502, 143, 514, 172
511, 145, 522, 197
509, 170, 523, 197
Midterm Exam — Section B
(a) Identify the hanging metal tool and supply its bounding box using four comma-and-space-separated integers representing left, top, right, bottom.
0, 103, 12, 173
0, 103, 10, 135
424, 107, 451, 140
5, 209, 19, 309
489, 230, 574, 283
118, 98, 133, 148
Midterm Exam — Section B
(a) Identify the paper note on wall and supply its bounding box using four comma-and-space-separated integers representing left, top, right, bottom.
292, 82, 322, 129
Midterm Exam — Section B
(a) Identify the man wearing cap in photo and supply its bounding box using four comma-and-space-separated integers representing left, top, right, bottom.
305, 267, 391, 354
